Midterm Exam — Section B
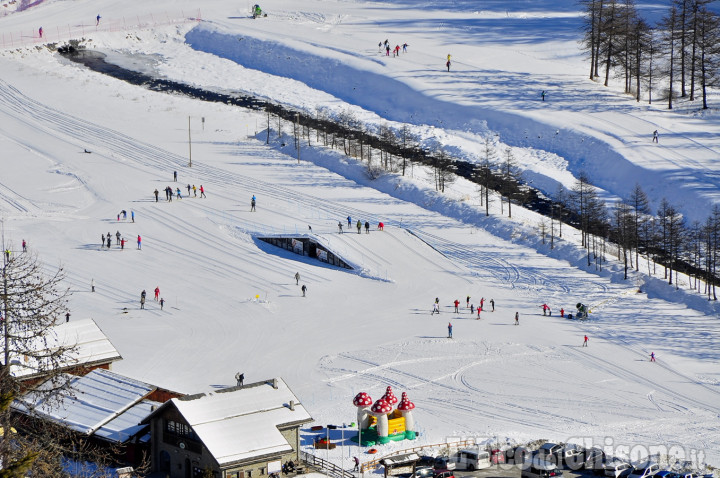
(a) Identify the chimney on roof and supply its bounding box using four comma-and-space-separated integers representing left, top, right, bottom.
272, 378, 278, 389
289, 400, 295, 411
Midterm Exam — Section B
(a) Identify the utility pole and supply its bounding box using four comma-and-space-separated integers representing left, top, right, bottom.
296, 113, 300, 164
188, 116, 192, 167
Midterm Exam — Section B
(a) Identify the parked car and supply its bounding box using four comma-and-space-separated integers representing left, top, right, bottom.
534, 443, 563, 464
506, 446, 530, 464
654, 471, 680, 478
434, 469, 455, 478
558, 444, 585, 469
416, 456, 436, 468
628, 463, 661, 478
407, 467, 434, 478
454, 448, 492, 471
583, 447, 606, 475
433, 457, 456, 471
604, 460, 633, 478
522, 457, 564, 478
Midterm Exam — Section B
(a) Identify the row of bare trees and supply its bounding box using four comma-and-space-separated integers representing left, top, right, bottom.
550, 177, 720, 299
581, 0, 720, 108
269, 105, 719, 296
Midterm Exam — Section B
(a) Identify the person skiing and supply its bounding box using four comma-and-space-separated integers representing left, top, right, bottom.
453, 299, 459, 313
65, 312, 70, 322
176, 187, 182, 199
347, 216, 352, 227
96, 14, 101, 26
116, 231, 121, 245
480, 297, 485, 310
353, 457, 360, 472
301, 284, 307, 297
38, 27, 43, 38
446, 59, 451, 72
448, 322, 453, 338
652, 130, 659, 143
251, 195, 256, 211
378, 222, 384, 230
477, 306, 481, 319
173, 170, 177, 182
385, 44, 390, 56
583, 335, 589, 347
364, 221, 370, 233
193, 184, 197, 197
187, 184, 191, 197
22, 239, 26, 252
154, 286, 160, 301
140, 295, 145, 309
650, 352, 656, 362
137, 235, 142, 250
101, 233, 105, 246
470, 304, 474, 315
160, 297, 165, 310
466, 295, 470, 308
542, 303, 549, 316
514, 311, 519, 325
131, 210, 134, 222
338, 222, 343, 233
541, 90, 546, 101
154, 189, 159, 202
560, 307, 565, 318
91, 278, 95, 292
356, 220, 361, 234
431, 302, 439, 315
402, 42, 408, 53
294, 272, 300, 285
490, 298, 495, 312
106, 236, 111, 249
168, 188, 174, 202
120, 237, 126, 249
393, 45, 400, 57
200, 185, 206, 198
236, 372, 245, 387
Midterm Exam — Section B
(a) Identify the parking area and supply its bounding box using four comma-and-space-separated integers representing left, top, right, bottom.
452, 465, 593, 478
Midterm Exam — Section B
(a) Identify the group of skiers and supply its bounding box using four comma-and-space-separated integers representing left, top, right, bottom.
139, 287, 165, 310
116, 209, 134, 222
156, 184, 206, 202
379, 39, 409, 57
439, 296, 495, 317
294, 272, 307, 297
337, 216, 380, 234
100, 230, 134, 250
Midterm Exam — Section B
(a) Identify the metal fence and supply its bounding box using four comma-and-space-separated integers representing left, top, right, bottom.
300, 450, 356, 478
0, 9, 202, 49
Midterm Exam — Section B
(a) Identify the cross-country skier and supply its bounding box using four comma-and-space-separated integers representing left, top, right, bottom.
514, 312, 519, 325
448, 322, 453, 338
453, 299, 459, 313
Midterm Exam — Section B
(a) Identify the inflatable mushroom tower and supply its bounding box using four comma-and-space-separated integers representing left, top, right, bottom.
353, 392, 373, 430
354, 386, 417, 445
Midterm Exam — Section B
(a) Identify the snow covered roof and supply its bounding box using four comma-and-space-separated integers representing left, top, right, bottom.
95, 399, 161, 443
13, 368, 156, 440
144, 378, 312, 466
8, 318, 122, 380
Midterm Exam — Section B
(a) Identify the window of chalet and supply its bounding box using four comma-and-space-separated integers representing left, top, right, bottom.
165, 419, 199, 441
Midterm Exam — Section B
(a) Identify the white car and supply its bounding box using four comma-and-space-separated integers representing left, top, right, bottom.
628, 464, 661, 478
604, 460, 633, 478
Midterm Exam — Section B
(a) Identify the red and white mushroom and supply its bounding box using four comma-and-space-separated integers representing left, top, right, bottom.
370, 398, 393, 440
353, 392, 373, 429
381, 386, 398, 408
397, 392, 416, 435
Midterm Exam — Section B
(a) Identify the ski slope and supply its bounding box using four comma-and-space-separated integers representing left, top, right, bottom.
0, 0, 719, 471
